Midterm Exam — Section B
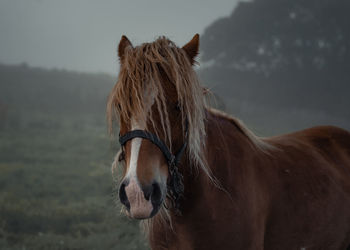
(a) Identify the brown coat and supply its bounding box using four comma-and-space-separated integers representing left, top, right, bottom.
148, 110, 350, 250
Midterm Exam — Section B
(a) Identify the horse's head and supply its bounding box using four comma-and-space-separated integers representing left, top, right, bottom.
107, 34, 207, 219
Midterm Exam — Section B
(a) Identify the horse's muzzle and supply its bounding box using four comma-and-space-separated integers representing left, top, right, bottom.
119, 178, 163, 219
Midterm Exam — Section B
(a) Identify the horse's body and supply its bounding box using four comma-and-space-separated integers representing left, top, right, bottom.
108, 34, 350, 249
149, 109, 350, 250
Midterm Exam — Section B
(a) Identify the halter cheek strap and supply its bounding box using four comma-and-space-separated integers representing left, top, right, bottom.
118, 124, 188, 210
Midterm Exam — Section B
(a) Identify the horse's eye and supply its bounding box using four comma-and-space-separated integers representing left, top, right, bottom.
118, 150, 125, 162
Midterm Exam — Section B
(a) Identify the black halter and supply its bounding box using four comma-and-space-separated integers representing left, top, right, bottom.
118, 123, 188, 210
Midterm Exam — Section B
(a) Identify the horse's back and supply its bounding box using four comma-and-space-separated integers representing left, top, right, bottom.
296, 125, 350, 179
268, 125, 350, 171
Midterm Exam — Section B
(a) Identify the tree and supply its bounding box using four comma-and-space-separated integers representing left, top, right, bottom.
201, 0, 350, 74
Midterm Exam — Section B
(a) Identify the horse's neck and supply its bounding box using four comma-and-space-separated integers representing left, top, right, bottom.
149, 110, 257, 249
181, 109, 255, 206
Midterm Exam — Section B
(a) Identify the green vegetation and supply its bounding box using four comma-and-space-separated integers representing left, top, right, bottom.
0, 64, 147, 250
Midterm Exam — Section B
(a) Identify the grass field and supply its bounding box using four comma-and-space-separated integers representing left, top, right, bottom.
0, 113, 148, 250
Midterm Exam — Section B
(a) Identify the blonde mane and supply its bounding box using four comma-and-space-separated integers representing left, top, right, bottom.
107, 36, 210, 176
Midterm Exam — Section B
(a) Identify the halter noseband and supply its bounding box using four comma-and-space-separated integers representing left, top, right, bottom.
118, 123, 188, 210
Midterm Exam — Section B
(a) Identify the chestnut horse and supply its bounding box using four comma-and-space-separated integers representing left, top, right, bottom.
107, 34, 350, 250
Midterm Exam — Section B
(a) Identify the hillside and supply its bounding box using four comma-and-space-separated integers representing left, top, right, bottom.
199, 0, 350, 135
0, 63, 115, 127
0, 64, 147, 250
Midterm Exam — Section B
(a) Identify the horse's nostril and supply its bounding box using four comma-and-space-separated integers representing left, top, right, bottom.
119, 181, 130, 210
143, 184, 153, 201
141, 182, 162, 205
151, 182, 162, 205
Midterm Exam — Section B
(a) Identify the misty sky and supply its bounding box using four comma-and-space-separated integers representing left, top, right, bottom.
0, 0, 239, 75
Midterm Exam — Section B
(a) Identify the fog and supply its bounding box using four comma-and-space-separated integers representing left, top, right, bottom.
0, 0, 238, 74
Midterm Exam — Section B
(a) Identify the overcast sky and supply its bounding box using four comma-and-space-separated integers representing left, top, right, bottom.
0, 0, 239, 75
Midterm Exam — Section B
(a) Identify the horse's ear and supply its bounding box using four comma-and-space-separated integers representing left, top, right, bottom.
118, 35, 133, 61
182, 34, 200, 65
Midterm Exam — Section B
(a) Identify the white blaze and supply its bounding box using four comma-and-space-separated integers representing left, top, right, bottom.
124, 119, 155, 219
125, 120, 144, 180
125, 84, 156, 181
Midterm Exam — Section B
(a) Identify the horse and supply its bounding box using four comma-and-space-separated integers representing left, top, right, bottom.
107, 34, 350, 250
